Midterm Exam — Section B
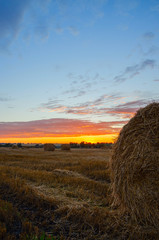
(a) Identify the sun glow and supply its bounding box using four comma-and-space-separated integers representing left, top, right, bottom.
0, 134, 118, 144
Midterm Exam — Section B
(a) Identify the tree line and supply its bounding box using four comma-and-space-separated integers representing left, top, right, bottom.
70, 141, 113, 149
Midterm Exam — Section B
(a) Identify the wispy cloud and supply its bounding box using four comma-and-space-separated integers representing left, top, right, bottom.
38, 97, 154, 120
68, 26, 79, 36
0, 0, 109, 52
62, 86, 88, 98
118, 24, 129, 31
0, 0, 31, 50
106, 99, 149, 118
0, 0, 62, 51
0, 118, 127, 138
34, 24, 49, 40
144, 46, 159, 56
67, 72, 90, 83
115, 0, 139, 16
39, 99, 63, 111
73, 91, 86, 98
151, 4, 159, 12
0, 96, 13, 102
2, 99, 152, 139
67, 72, 106, 83
63, 72, 107, 98
55, 25, 64, 34
40, 94, 123, 111
114, 59, 156, 83
143, 32, 155, 40
128, 44, 159, 58
125, 59, 156, 72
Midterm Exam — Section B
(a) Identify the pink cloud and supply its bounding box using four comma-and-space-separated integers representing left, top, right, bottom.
39, 98, 151, 119
0, 118, 127, 138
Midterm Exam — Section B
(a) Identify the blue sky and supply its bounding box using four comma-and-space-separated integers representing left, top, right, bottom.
0, 0, 159, 142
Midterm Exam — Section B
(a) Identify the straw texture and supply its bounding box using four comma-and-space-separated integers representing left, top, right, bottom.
61, 144, 71, 150
44, 144, 55, 151
110, 102, 159, 227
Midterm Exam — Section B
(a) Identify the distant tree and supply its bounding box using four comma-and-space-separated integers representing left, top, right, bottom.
17, 143, 22, 148
35, 144, 41, 148
80, 141, 85, 148
4, 143, 13, 147
70, 142, 79, 148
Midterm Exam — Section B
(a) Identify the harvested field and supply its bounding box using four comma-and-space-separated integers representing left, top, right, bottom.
0, 147, 158, 239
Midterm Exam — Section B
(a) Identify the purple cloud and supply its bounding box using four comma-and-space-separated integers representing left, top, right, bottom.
0, 118, 127, 138
114, 59, 156, 83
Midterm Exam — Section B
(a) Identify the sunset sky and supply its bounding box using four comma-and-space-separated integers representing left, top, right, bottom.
0, 0, 159, 143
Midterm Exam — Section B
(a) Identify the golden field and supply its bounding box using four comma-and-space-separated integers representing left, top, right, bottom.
0, 147, 158, 240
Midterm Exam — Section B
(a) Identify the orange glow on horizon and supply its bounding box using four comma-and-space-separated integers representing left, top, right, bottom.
0, 134, 118, 144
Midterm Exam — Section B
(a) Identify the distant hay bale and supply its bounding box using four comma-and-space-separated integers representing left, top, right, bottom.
110, 102, 159, 227
61, 144, 71, 151
12, 145, 18, 149
44, 143, 55, 151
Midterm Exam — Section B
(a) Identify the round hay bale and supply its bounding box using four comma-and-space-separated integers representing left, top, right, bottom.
110, 102, 159, 226
12, 145, 18, 149
44, 143, 55, 151
61, 144, 71, 151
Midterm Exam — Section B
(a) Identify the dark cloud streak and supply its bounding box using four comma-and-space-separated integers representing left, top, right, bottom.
143, 32, 155, 40
114, 59, 156, 83
0, 96, 13, 102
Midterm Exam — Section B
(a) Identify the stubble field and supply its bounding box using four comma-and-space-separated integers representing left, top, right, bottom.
0, 147, 152, 240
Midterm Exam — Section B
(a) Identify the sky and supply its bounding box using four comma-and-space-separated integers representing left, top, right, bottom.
0, 0, 159, 143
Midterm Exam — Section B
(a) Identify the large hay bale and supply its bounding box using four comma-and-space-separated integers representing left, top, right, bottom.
110, 102, 159, 227
44, 143, 55, 151
61, 144, 71, 151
